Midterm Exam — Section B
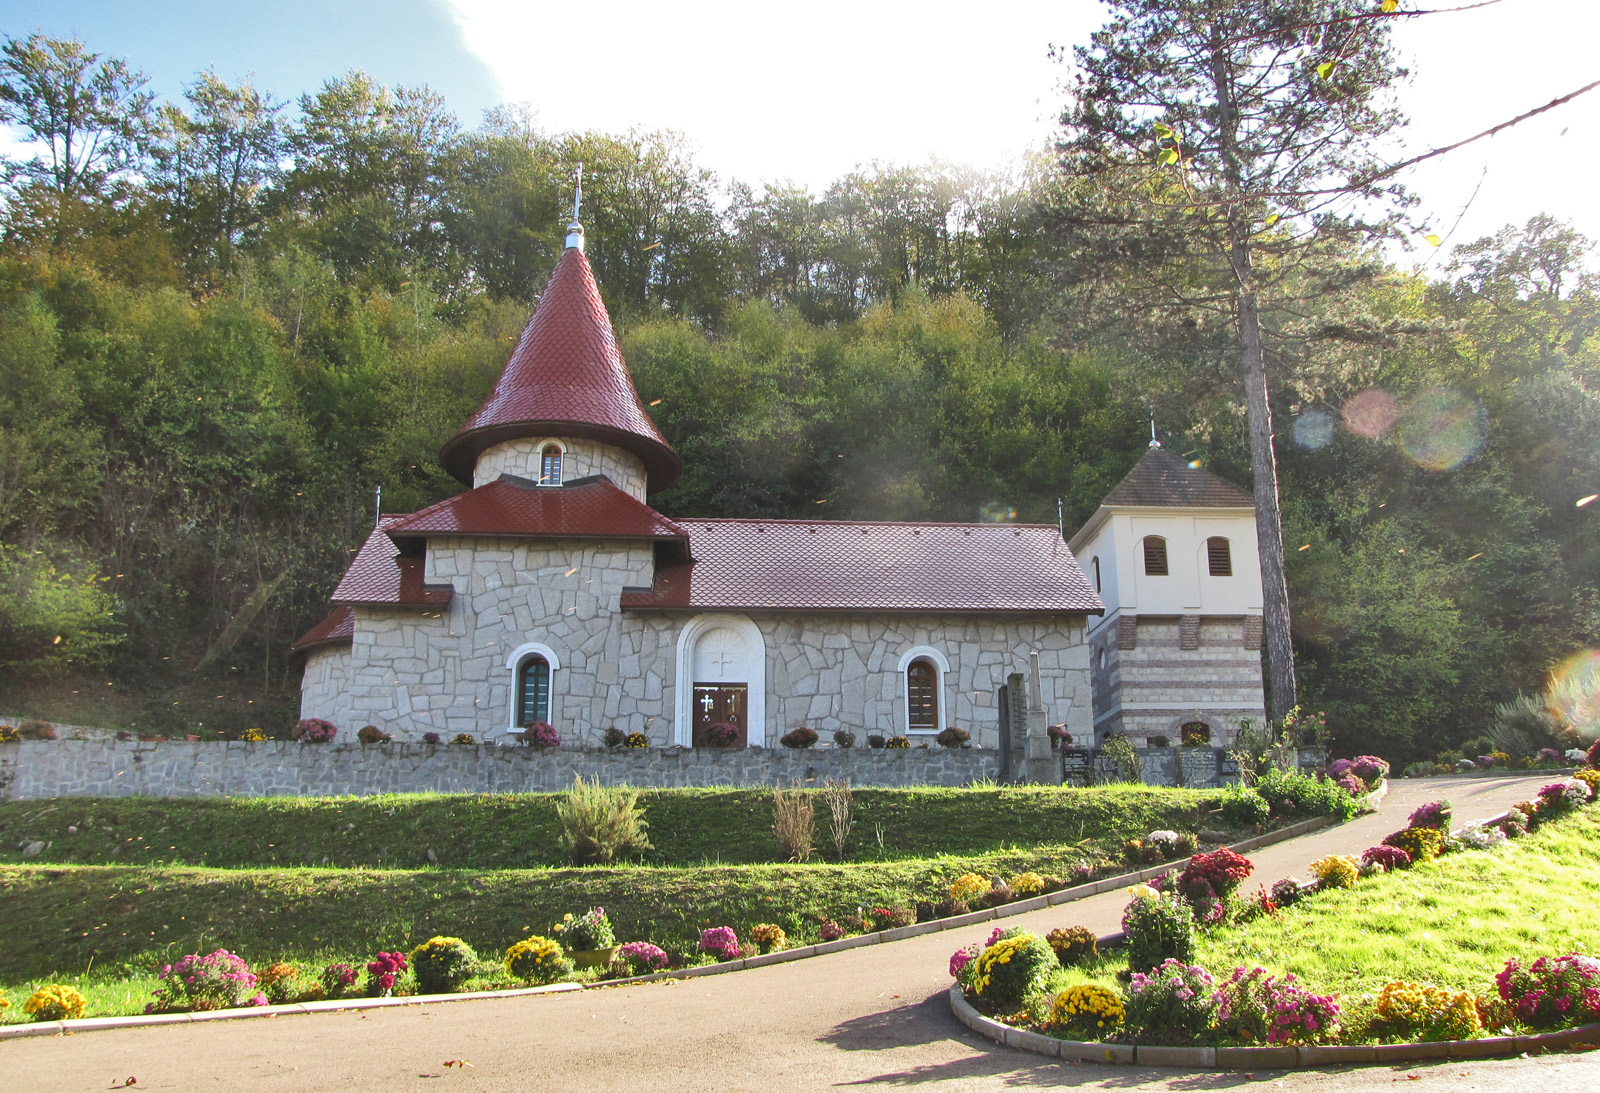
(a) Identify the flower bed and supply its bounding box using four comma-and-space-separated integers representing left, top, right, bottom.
948, 784, 1600, 1061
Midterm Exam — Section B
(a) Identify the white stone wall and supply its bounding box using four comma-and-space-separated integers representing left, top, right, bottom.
301, 528, 1093, 748
472, 436, 648, 499
1089, 614, 1265, 746
298, 646, 353, 726
759, 614, 1091, 748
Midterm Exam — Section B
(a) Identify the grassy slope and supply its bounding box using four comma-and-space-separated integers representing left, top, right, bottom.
0, 785, 1222, 869
1197, 808, 1600, 998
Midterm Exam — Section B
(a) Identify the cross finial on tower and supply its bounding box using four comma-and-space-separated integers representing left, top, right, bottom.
565, 163, 586, 252
1149, 409, 1161, 448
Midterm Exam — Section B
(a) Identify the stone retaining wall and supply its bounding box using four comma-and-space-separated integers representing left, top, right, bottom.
0, 739, 998, 799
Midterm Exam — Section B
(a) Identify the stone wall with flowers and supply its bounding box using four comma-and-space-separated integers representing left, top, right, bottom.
0, 738, 1000, 800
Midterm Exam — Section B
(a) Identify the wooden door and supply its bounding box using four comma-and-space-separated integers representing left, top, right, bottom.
692, 684, 749, 747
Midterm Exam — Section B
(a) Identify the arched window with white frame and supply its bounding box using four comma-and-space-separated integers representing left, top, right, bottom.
896, 646, 951, 736
506, 642, 562, 732
539, 442, 563, 486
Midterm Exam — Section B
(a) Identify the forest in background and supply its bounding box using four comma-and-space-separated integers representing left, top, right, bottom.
0, 31, 1597, 762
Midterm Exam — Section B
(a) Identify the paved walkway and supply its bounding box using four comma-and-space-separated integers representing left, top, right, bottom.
12, 774, 1597, 1092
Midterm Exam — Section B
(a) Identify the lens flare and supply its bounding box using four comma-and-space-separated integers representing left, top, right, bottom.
978, 503, 1017, 523
1395, 388, 1486, 471
1548, 650, 1600, 742
1342, 389, 1400, 439
1292, 407, 1337, 449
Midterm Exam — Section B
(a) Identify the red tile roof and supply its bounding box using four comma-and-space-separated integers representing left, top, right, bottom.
439, 247, 681, 490
289, 605, 354, 662
621, 520, 1103, 613
331, 516, 455, 607
385, 474, 688, 542
1100, 446, 1255, 508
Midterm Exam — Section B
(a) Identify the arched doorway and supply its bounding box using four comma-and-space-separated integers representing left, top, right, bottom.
674, 614, 766, 747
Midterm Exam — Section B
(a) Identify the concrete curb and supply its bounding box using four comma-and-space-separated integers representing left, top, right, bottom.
0, 810, 1346, 1040
947, 984, 1600, 1069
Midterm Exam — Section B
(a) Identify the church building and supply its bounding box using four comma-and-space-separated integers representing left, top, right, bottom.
290, 212, 1110, 749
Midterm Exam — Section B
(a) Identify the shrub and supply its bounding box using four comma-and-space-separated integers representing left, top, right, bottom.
452, 733, 476, 745
1493, 809, 1530, 839
1407, 800, 1452, 829
1269, 877, 1305, 907
1351, 755, 1390, 787
819, 920, 847, 942
24, 984, 86, 1021
1496, 954, 1600, 1028
239, 727, 267, 741
1046, 926, 1099, 967
292, 718, 336, 744
780, 726, 818, 749
936, 726, 970, 748
522, 720, 560, 747
0, 724, 17, 743
1123, 959, 1217, 1045
257, 962, 301, 1005
773, 785, 816, 862
1575, 768, 1600, 797
832, 729, 856, 748
1214, 965, 1340, 1045
1383, 826, 1444, 863
602, 726, 626, 748
1010, 871, 1046, 896
699, 927, 741, 961
616, 941, 669, 976
356, 725, 390, 744
557, 775, 652, 864
554, 907, 615, 951
749, 923, 788, 953
1218, 785, 1270, 827
151, 949, 258, 1012
950, 942, 980, 981
18, 719, 56, 740
319, 962, 361, 999
410, 936, 478, 993
867, 905, 914, 930
1457, 821, 1508, 850
1361, 845, 1412, 871
866, 734, 886, 748
1539, 747, 1565, 764
979, 880, 1015, 909
1180, 848, 1253, 899
934, 898, 970, 919
1180, 722, 1211, 746
366, 951, 407, 996
505, 936, 572, 984
707, 722, 741, 747
1539, 778, 1593, 815
1588, 738, 1600, 768
421, 732, 442, 745
1122, 888, 1196, 973
1309, 855, 1359, 889
968, 931, 1056, 1013
1254, 767, 1357, 820
1150, 734, 1170, 748
1099, 734, 1141, 781
886, 735, 910, 749
624, 731, 649, 748
1376, 980, 1483, 1041
1050, 983, 1125, 1040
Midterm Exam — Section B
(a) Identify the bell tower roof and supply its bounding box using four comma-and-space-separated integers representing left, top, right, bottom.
439, 231, 681, 490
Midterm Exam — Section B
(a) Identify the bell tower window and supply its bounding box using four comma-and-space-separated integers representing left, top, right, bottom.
1143, 535, 1169, 576
539, 444, 563, 486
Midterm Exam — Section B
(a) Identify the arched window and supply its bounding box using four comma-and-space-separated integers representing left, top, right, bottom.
539, 444, 563, 486
1092, 555, 1101, 592
516, 655, 551, 725
907, 659, 939, 732
1207, 536, 1232, 577
1142, 535, 1169, 576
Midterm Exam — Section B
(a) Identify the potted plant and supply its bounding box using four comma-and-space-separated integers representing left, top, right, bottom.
707, 722, 741, 747
553, 907, 617, 968
780, 726, 819, 749
521, 720, 560, 748
935, 726, 970, 748
292, 718, 337, 744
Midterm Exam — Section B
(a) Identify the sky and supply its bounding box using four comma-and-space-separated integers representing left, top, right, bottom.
3, 0, 1597, 267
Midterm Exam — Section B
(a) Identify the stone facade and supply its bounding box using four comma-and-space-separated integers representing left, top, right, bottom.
471, 437, 648, 499
1089, 614, 1266, 745
309, 523, 1093, 749
0, 739, 997, 800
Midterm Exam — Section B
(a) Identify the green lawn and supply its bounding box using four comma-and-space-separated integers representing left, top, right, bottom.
0, 784, 1225, 869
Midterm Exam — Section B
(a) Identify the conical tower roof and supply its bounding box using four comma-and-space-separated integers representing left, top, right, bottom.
439, 245, 681, 489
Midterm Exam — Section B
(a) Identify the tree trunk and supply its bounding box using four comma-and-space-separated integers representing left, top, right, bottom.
1235, 283, 1297, 722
